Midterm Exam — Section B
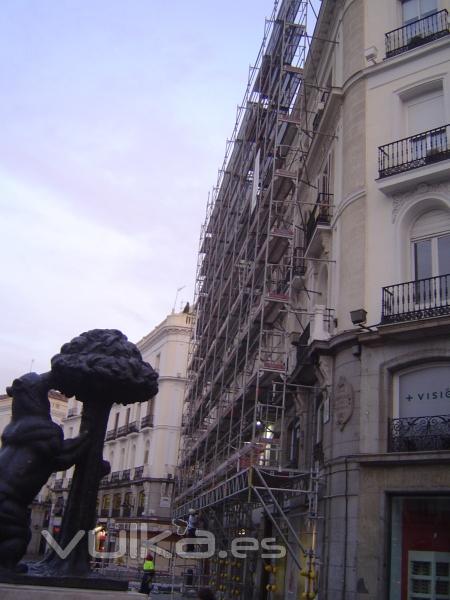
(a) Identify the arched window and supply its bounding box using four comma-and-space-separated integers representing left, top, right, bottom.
410, 209, 450, 280
112, 494, 121, 516
390, 363, 450, 452
101, 495, 110, 516
123, 492, 134, 517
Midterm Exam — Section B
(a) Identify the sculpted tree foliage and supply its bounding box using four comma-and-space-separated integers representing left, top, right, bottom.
42, 329, 158, 576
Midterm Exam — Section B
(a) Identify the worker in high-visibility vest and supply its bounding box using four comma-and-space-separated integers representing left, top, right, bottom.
139, 552, 155, 595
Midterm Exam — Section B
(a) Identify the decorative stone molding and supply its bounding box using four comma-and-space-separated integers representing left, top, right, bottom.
392, 182, 450, 223
316, 356, 333, 389
333, 376, 354, 431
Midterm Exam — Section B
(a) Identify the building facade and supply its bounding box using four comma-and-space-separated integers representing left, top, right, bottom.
175, 1, 450, 599
49, 309, 192, 570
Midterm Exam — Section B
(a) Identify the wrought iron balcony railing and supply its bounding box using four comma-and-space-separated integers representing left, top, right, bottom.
385, 9, 449, 58
141, 415, 154, 428
304, 193, 333, 249
388, 414, 450, 452
105, 429, 117, 441
381, 274, 450, 324
134, 466, 144, 480
378, 124, 450, 178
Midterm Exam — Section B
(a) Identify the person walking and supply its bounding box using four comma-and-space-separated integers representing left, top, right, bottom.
139, 552, 155, 595
197, 588, 216, 600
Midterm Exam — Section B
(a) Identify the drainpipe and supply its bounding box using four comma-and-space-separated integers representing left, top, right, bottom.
342, 457, 348, 600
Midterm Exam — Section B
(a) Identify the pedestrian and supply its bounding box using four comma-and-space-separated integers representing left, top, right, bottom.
139, 551, 155, 595
197, 588, 216, 600
187, 508, 198, 537
186, 508, 198, 552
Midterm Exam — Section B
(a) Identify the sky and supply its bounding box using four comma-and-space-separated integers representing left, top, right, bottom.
0, 0, 286, 392
0, 1, 323, 393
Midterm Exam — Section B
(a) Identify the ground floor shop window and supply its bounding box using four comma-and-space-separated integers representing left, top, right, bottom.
390, 496, 450, 599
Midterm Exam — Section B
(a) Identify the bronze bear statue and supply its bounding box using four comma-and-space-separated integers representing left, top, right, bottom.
0, 372, 88, 571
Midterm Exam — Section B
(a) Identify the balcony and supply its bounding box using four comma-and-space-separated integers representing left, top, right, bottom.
304, 193, 333, 256
381, 274, 450, 324
128, 421, 139, 434
134, 466, 144, 480
385, 10, 449, 59
378, 125, 450, 180
122, 469, 131, 481
105, 429, 117, 441
110, 471, 121, 483
116, 425, 128, 438
388, 415, 450, 452
141, 415, 154, 429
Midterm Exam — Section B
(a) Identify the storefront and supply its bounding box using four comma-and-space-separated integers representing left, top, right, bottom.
389, 495, 450, 599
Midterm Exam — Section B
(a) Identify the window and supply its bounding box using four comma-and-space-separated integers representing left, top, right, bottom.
405, 87, 444, 158
113, 412, 120, 433
137, 491, 146, 516
409, 550, 450, 598
390, 364, 450, 452
102, 495, 110, 510
402, 0, 440, 48
113, 494, 121, 512
144, 440, 150, 464
402, 0, 438, 25
287, 418, 301, 467
410, 210, 450, 304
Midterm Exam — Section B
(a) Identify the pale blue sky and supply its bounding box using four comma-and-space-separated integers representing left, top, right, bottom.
0, 1, 320, 391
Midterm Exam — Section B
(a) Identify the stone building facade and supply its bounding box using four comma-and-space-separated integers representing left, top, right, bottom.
175, 1, 450, 598
289, 0, 450, 598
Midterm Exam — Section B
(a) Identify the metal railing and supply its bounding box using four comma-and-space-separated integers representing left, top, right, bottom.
304, 193, 333, 249
378, 124, 450, 178
141, 415, 154, 428
381, 274, 450, 323
385, 9, 449, 58
388, 414, 450, 452
105, 429, 116, 441
134, 466, 144, 480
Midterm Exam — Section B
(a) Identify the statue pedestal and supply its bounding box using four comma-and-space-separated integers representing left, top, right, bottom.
0, 583, 145, 599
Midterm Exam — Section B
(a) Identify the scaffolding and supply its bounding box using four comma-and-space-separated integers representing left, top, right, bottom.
174, 1, 330, 598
